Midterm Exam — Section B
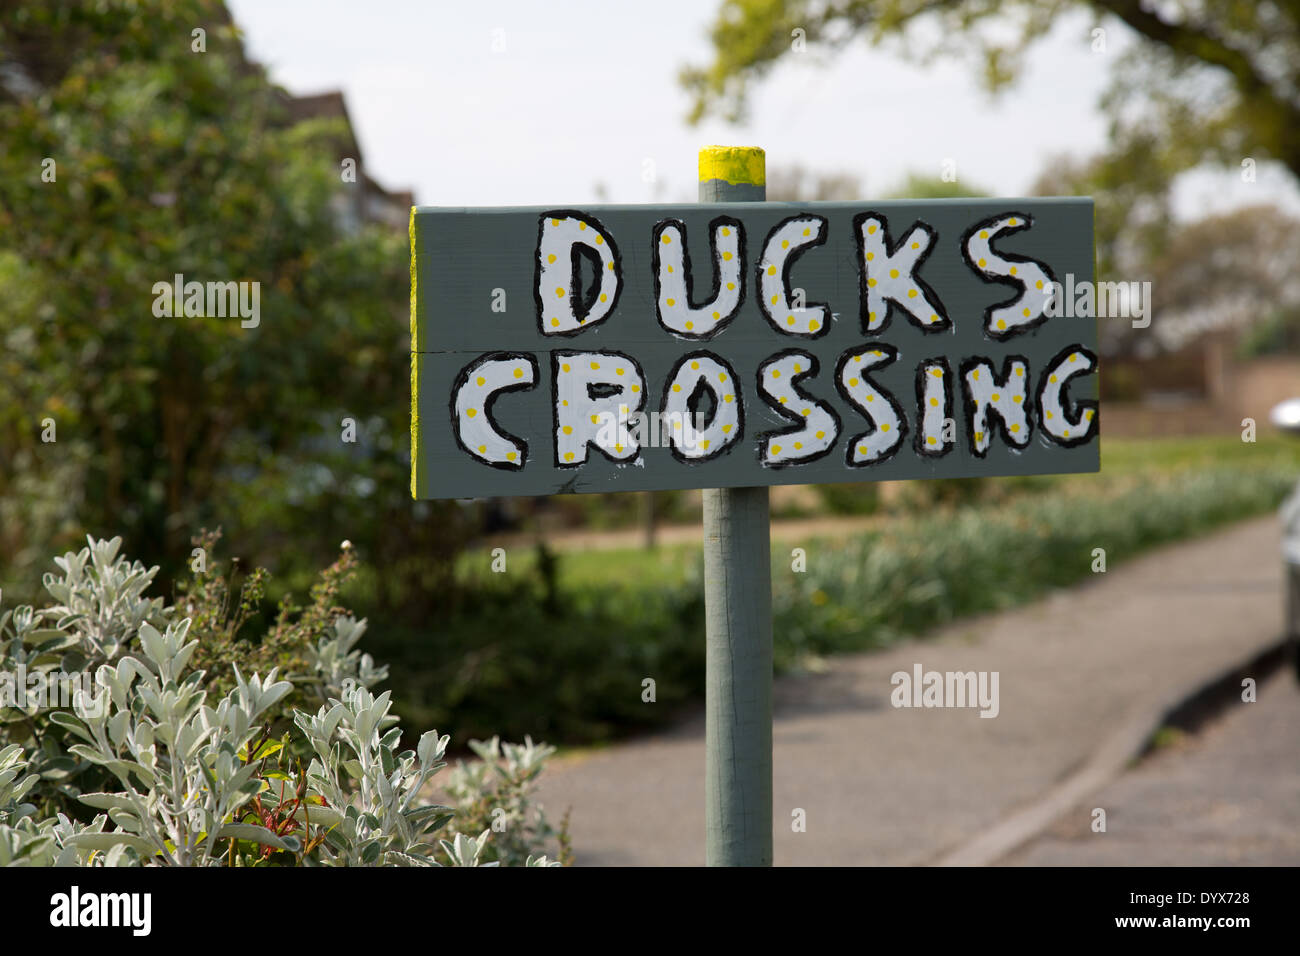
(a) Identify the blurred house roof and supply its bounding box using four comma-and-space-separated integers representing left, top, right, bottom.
277, 88, 414, 228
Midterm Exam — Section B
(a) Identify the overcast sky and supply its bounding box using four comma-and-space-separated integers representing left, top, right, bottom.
228, 0, 1297, 215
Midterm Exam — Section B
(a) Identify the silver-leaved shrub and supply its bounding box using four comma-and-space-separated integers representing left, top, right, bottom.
0, 536, 564, 866
443, 735, 571, 867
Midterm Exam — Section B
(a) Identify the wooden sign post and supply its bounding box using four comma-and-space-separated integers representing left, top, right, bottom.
409, 146, 1098, 865
699, 146, 772, 866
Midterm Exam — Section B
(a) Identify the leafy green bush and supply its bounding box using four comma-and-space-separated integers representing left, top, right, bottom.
891, 477, 988, 510
375, 462, 1297, 743
0, 0, 471, 647
813, 482, 881, 516
0, 537, 565, 866
1236, 306, 1300, 359
370, 571, 706, 744
775, 466, 1297, 669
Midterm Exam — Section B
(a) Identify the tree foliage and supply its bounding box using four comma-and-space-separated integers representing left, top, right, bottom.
683, 1, 1300, 357
0, 1, 468, 605
683, 0, 1300, 189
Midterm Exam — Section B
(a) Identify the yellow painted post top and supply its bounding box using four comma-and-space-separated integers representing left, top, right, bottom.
699, 146, 765, 187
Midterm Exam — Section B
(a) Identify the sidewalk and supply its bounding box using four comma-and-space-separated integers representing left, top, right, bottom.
535, 514, 1288, 865
1005, 668, 1300, 866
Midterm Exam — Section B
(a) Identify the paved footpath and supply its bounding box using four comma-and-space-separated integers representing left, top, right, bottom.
535, 514, 1289, 865
1005, 668, 1300, 866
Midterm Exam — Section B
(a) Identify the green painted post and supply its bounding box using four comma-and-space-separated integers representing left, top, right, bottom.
699, 145, 773, 867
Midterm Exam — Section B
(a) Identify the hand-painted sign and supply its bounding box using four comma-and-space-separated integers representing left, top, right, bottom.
410, 199, 1096, 499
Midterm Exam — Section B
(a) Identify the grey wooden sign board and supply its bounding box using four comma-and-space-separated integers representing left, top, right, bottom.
411, 198, 1096, 499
